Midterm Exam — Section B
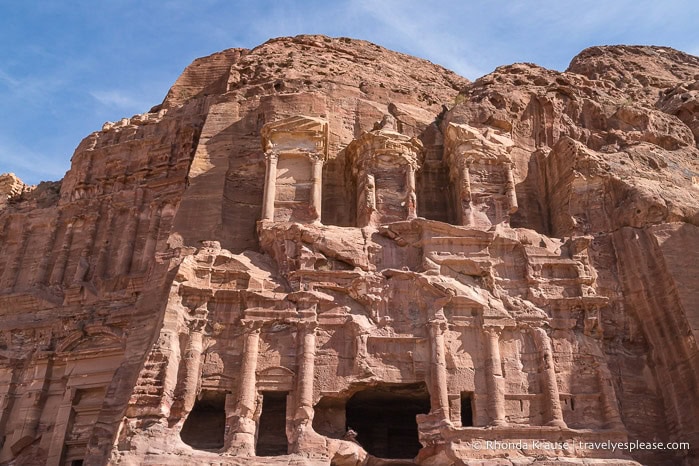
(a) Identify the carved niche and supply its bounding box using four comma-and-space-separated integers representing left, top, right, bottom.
260, 116, 328, 224
444, 123, 518, 228
347, 127, 423, 227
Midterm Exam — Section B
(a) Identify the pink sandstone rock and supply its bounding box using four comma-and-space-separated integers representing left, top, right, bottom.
0, 36, 697, 466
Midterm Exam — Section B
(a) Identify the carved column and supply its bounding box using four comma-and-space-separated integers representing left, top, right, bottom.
228, 321, 261, 456
459, 160, 474, 227
295, 321, 317, 423
180, 318, 206, 417
49, 221, 74, 286
261, 153, 279, 221
483, 327, 507, 426
359, 173, 377, 227
291, 320, 319, 453
428, 319, 450, 421
505, 164, 518, 214
406, 165, 417, 219
531, 327, 566, 428
310, 157, 323, 222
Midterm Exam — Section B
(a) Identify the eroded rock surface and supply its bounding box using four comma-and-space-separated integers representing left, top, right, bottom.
0, 36, 697, 466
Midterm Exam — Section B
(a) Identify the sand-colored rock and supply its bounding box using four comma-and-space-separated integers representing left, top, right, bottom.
0, 37, 697, 466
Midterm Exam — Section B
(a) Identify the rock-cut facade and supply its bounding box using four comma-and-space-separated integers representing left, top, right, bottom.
0, 36, 698, 466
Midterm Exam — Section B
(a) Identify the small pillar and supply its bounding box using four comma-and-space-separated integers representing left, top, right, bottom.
428, 319, 450, 421
261, 153, 279, 221
406, 165, 417, 219
531, 327, 567, 428
180, 319, 205, 417
505, 164, 518, 214
359, 174, 377, 227
228, 321, 261, 456
483, 327, 507, 426
295, 321, 317, 423
459, 160, 474, 226
292, 320, 320, 453
310, 157, 323, 222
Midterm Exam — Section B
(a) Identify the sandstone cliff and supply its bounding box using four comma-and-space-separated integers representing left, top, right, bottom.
0, 36, 697, 466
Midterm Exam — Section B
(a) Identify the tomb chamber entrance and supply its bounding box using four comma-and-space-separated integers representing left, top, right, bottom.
180, 391, 226, 451
256, 391, 289, 456
344, 382, 430, 460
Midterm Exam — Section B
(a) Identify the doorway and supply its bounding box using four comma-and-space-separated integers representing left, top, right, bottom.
256, 391, 288, 456
345, 382, 430, 459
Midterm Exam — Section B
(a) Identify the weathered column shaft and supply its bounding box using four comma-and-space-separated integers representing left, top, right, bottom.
228, 324, 261, 456
429, 320, 450, 420
459, 162, 474, 226
262, 153, 278, 221
505, 164, 518, 214
238, 328, 260, 416
406, 165, 417, 219
181, 328, 204, 415
359, 173, 377, 227
311, 158, 323, 222
531, 327, 566, 428
296, 323, 316, 420
484, 328, 507, 426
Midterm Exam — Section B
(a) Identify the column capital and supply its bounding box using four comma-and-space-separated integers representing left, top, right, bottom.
264, 151, 279, 161
457, 156, 472, 170
297, 319, 318, 332
483, 326, 504, 337
428, 318, 449, 334
241, 319, 263, 333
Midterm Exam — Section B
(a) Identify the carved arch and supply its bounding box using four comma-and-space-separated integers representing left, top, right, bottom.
57, 325, 124, 354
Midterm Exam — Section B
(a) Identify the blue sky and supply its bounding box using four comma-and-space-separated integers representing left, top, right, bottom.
1, 0, 698, 185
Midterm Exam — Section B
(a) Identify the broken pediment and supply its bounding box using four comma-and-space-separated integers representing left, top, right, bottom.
347, 129, 424, 227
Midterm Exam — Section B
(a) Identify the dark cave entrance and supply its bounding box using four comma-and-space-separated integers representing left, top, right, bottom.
461, 392, 473, 427
180, 391, 226, 450
345, 382, 430, 459
256, 391, 289, 456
